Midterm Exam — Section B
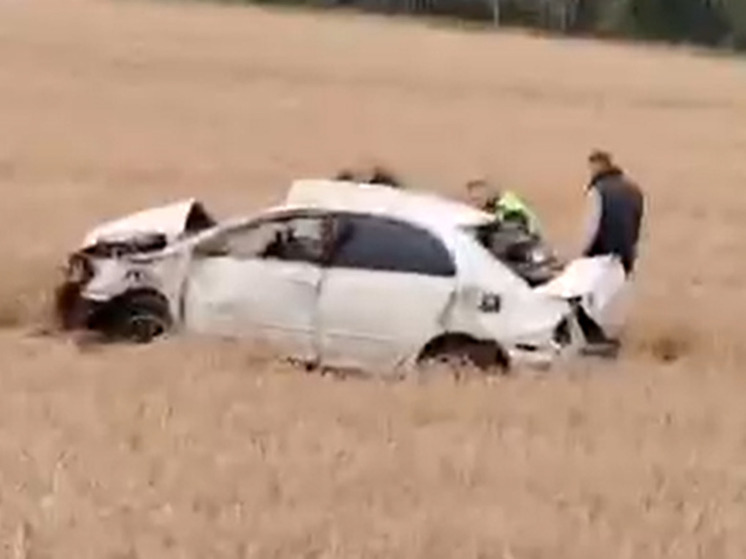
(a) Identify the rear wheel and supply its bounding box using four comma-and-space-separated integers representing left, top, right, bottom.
418, 336, 508, 379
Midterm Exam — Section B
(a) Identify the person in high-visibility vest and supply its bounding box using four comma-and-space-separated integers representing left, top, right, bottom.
465, 178, 540, 234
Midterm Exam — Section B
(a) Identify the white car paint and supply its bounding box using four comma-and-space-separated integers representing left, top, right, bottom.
538, 255, 629, 337
317, 266, 455, 371
185, 257, 323, 362
72, 180, 630, 372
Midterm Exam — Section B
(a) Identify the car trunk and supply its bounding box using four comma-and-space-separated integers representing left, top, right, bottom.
469, 221, 561, 287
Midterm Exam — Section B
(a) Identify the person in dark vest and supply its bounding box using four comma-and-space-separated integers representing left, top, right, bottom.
580, 150, 644, 275
576, 150, 645, 355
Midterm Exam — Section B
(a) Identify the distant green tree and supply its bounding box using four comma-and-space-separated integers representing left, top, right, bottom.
722, 0, 746, 48
206, 0, 746, 51
624, 0, 729, 45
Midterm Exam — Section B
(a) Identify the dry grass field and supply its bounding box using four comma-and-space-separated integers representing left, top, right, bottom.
2, 0, 746, 556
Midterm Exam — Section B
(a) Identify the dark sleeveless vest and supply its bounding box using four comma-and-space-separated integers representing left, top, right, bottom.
585, 168, 644, 274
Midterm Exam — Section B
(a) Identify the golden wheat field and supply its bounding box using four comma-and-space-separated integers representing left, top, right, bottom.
2, 0, 746, 556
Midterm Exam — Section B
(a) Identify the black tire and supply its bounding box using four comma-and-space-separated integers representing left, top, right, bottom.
418, 337, 508, 378
99, 291, 172, 344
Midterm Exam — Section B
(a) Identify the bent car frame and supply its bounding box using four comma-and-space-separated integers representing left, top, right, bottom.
55, 180, 630, 373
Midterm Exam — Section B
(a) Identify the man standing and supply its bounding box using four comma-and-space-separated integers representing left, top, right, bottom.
576, 150, 644, 355
580, 150, 644, 276
465, 178, 540, 235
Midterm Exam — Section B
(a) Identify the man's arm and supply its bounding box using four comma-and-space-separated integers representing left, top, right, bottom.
578, 188, 601, 256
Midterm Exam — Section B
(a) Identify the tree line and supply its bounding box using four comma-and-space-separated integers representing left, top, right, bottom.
244, 0, 746, 50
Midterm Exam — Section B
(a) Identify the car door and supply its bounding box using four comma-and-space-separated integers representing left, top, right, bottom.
182, 212, 331, 362
317, 213, 458, 372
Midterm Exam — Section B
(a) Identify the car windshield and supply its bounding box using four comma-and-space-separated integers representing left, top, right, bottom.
467, 220, 560, 286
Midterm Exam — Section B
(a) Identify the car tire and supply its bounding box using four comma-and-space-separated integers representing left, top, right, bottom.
101, 291, 172, 344
418, 337, 508, 379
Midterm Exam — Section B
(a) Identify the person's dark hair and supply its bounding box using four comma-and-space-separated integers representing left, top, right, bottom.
334, 165, 403, 188
589, 150, 613, 167
335, 169, 356, 181
368, 166, 402, 188
465, 178, 489, 191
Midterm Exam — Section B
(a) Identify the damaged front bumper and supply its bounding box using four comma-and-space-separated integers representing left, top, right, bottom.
53, 253, 105, 331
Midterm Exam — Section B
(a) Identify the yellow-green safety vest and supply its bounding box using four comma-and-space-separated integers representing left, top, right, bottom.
495, 191, 540, 233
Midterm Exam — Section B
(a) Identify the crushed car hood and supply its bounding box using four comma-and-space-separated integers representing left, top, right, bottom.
81, 199, 216, 249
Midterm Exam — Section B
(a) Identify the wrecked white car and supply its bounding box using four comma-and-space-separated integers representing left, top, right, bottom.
55, 180, 629, 372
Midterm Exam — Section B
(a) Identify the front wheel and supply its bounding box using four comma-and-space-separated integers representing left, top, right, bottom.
97, 291, 172, 344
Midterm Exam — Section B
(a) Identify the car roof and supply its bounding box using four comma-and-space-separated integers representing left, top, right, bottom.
283, 179, 492, 234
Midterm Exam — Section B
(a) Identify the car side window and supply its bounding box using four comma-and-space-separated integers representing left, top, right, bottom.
260, 216, 328, 264
195, 215, 330, 265
330, 215, 455, 277
194, 222, 278, 259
